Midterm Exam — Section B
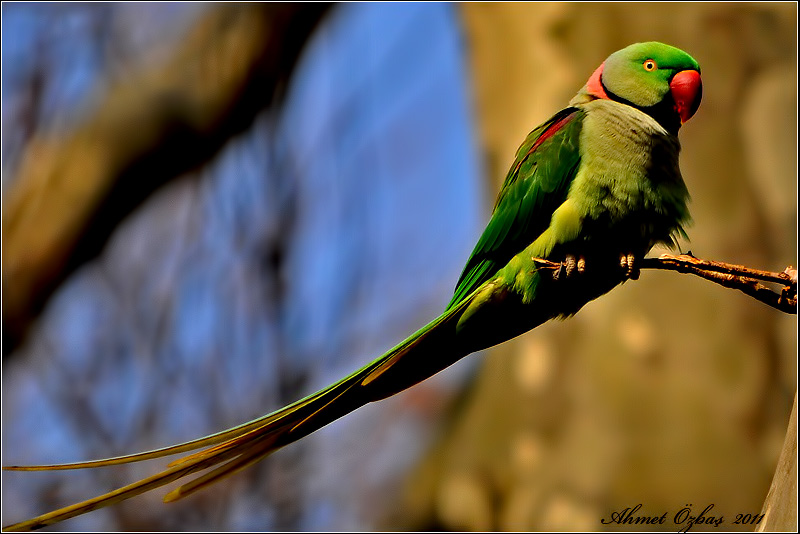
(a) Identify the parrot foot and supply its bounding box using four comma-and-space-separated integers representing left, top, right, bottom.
620, 253, 640, 280
554, 254, 586, 280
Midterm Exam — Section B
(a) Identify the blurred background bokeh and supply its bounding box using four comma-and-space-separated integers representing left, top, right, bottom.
1, 2, 796, 531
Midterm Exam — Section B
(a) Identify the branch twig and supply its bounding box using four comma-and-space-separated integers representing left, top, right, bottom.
641, 253, 797, 315
533, 253, 797, 315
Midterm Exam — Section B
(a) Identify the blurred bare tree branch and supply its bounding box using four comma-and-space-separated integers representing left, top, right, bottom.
1, 3, 330, 356
3, 5, 483, 529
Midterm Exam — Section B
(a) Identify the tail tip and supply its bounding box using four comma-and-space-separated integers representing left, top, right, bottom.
163, 489, 182, 503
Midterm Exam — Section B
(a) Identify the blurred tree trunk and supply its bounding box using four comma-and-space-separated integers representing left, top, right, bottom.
2, 3, 330, 356
758, 393, 797, 531
394, 3, 797, 531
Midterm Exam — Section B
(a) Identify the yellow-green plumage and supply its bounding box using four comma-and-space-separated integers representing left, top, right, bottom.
3, 41, 702, 531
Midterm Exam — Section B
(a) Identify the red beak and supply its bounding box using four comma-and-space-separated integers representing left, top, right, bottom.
670, 70, 702, 124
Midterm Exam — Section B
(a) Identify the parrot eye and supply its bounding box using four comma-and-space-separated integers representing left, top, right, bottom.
643, 59, 657, 72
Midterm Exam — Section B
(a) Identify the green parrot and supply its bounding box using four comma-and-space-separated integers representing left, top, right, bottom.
4, 41, 702, 531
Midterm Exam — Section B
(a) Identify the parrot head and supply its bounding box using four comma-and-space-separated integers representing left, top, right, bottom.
580, 41, 702, 134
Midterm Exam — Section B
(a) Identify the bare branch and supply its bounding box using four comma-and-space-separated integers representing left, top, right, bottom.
532, 253, 797, 315
640, 253, 797, 315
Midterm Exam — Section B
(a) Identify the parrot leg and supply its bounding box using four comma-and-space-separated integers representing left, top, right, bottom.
576, 256, 587, 274
620, 253, 640, 280
554, 254, 586, 280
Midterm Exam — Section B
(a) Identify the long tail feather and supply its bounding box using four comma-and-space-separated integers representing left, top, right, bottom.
3, 288, 484, 531
2, 434, 267, 531
163, 434, 279, 503
3, 413, 282, 471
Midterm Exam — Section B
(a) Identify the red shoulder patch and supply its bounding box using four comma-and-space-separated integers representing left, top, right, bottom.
512, 112, 576, 177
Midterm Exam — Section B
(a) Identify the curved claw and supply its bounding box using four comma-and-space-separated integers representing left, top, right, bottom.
553, 254, 586, 280
620, 253, 640, 280
564, 255, 577, 277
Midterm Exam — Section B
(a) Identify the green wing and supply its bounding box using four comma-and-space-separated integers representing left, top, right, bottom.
447, 107, 584, 308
